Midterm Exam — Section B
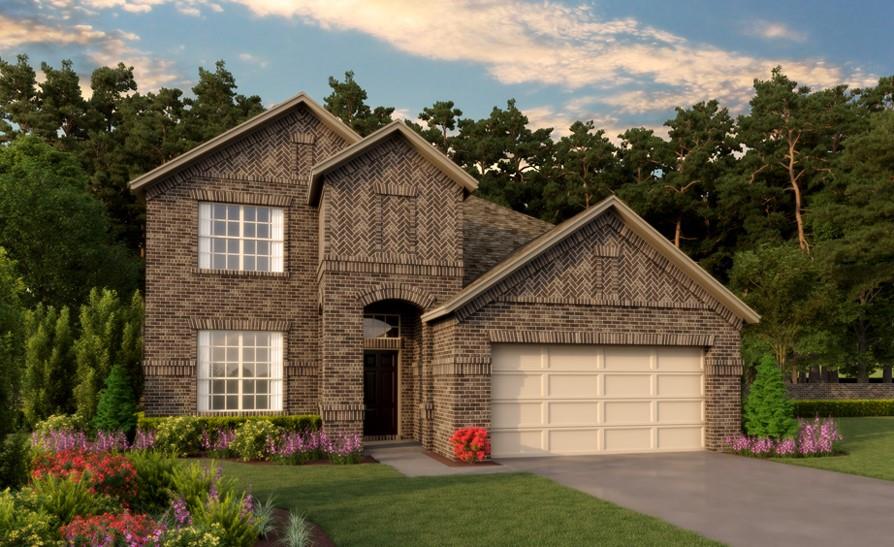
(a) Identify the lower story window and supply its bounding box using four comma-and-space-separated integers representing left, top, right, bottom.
197, 330, 283, 412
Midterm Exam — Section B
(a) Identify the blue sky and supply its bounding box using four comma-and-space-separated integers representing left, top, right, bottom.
2, 0, 892, 138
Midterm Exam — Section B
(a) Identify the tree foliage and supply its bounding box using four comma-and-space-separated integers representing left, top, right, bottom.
324, 70, 394, 136
0, 249, 24, 436
21, 304, 74, 426
93, 364, 137, 435
743, 356, 798, 438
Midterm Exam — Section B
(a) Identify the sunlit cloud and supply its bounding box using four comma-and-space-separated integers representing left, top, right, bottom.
743, 19, 808, 43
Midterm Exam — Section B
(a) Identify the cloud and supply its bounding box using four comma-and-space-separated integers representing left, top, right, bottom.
523, 101, 667, 142
237, 52, 269, 68
743, 19, 808, 43
0, 13, 107, 48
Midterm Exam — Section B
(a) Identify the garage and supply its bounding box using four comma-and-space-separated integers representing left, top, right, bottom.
491, 344, 705, 458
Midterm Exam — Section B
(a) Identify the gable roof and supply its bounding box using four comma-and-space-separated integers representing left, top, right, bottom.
307, 120, 479, 206
128, 92, 361, 193
422, 195, 760, 325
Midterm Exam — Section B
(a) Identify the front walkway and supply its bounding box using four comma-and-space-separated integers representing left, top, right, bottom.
500, 451, 894, 547
366, 443, 509, 477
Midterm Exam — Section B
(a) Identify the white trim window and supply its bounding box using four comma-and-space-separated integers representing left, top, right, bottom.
199, 203, 284, 272
197, 331, 283, 412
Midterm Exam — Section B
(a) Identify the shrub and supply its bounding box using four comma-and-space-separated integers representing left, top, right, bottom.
0, 489, 59, 546
160, 523, 225, 546
270, 430, 322, 464
171, 461, 236, 512
127, 451, 177, 514
793, 399, 894, 417
322, 432, 362, 464
34, 413, 86, 435
282, 512, 312, 547
743, 356, 798, 439
32, 429, 129, 453
724, 417, 842, 458
32, 450, 138, 502
19, 475, 117, 526
154, 416, 201, 457
92, 364, 137, 435
60, 511, 163, 546
450, 427, 491, 463
230, 420, 281, 462
201, 428, 236, 458
137, 413, 321, 435
0, 432, 31, 489
192, 489, 261, 547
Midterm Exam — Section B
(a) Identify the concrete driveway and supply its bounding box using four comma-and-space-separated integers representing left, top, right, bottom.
501, 451, 894, 546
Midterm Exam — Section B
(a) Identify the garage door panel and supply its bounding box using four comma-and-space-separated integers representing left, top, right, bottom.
657, 348, 703, 371
492, 430, 545, 457
547, 374, 598, 398
657, 374, 702, 397
548, 345, 598, 370
549, 429, 599, 453
604, 428, 652, 452
604, 347, 652, 370
492, 374, 542, 399
492, 345, 542, 371
548, 401, 598, 426
604, 401, 652, 424
657, 400, 702, 423
491, 344, 704, 457
604, 374, 651, 397
493, 401, 542, 428
657, 427, 703, 450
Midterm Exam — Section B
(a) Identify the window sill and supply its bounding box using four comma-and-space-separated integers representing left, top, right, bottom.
193, 268, 289, 278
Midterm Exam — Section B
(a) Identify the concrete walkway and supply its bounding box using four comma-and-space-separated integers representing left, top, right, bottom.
501, 451, 894, 547
366, 443, 509, 477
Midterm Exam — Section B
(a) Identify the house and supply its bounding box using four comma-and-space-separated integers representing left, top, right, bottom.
129, 92, 759, 459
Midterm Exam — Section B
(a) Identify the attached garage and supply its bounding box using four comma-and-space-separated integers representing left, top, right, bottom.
491, 344, 705, 458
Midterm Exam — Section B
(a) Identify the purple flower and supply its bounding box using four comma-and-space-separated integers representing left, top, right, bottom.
172, 497, 192, 526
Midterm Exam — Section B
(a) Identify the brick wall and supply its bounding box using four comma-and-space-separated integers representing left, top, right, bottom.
787, 383, 894, 400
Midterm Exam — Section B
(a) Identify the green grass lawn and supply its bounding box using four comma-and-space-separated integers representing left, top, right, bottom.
219, 461, 718, 547
775, 417, 894, 481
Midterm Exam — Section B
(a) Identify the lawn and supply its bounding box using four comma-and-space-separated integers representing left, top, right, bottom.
219, 461, 719, 547
775, 417, 894, 481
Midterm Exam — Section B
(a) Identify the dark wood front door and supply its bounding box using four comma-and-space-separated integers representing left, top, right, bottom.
363, 351, 397, 437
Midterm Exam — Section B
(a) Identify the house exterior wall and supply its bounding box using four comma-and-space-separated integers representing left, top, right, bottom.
141, 104, 350, 416
427, 210, 744, 456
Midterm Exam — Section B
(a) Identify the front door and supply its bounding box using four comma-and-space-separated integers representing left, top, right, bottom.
363, 351, 398, 437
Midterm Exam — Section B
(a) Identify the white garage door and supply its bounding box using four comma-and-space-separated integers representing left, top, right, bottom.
491, 344, 705, 457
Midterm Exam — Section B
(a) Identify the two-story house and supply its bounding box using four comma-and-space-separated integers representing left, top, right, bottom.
130, 92, 758, 459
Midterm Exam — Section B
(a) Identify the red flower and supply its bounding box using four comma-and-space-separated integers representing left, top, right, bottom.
61, 512, 161, 546
32, 450, 138, 502
450, 427, 491, 463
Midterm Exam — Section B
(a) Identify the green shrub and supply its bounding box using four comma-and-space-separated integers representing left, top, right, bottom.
192, 489, 261, 547
171, 461, 237, 511
137, 413, 321, 434
92, 364, 137, 435
0, 433, 31, 489
743, 356, 798, 438
282, 512, 312, 547
793, 399, 894, 417
34, 413, 86, 434
154, 416, 202, 457
19, 475, 117, 526
161, 523, 225, 546
0, 489, 60, 546
127, 450, 177, 513
230, 420, 280, 462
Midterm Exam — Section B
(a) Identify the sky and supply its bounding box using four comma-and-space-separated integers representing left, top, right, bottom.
2, 0, 892, 138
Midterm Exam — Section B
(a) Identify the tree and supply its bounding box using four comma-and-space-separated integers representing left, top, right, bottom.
811, 110, 894, 382
453, 99, 554, 217
0, 54, 39, 140
414, 100, 463, 153
0, 137, 139, 308
73, 289, 125, 423
119, 291, 145, 398
182, 60, 264, 143
743, 355, 798, 439
0, 249, 24, 436
93, 364, 137, 434
21, 304, 74, 426
324, 70, 394, 136
541, 121, 618, 222
730, 243, 833, 382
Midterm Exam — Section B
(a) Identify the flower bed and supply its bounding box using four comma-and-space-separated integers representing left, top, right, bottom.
450, 427, 491, 463
724, 417, 842, 457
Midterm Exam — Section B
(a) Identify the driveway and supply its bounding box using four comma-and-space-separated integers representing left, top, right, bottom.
501, 451, 894, 546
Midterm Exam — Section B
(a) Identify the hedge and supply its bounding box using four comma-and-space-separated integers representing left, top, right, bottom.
136, 413, 322, 433
793, 400, 894, 417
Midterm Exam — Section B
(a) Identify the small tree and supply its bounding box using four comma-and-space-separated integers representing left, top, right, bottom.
21, 304, 74, 426
92, 364, 136, 434
743, 356, 798, 438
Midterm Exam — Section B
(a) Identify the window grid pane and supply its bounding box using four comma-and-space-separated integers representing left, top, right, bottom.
200, 331, 280, 411
198, 203, 283, 273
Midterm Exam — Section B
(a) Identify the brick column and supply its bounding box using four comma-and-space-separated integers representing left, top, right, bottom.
704, 355, 743, 449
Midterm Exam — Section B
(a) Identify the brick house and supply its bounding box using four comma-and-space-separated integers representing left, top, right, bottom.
130, 92, 759, 459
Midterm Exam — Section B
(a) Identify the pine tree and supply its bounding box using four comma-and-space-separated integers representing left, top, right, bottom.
93, 364, 137, 434
743, 356, 798, 438
21, 304, 74, 425
73, 288, 123, 423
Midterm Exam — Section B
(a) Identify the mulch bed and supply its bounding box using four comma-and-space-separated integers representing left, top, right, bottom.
424, 450, 500, 467
256, 508, 335, 547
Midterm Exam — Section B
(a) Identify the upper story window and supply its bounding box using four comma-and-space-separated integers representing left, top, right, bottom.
363, 314, 400, 339
198, 203, 284, 272
197, 330, 283, 412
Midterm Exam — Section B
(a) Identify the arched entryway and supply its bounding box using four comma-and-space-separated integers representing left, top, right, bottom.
362, 299, 423, 441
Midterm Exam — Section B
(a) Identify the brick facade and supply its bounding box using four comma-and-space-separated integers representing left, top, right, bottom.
787, 383, 894, 400
138, 95, 748, 460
